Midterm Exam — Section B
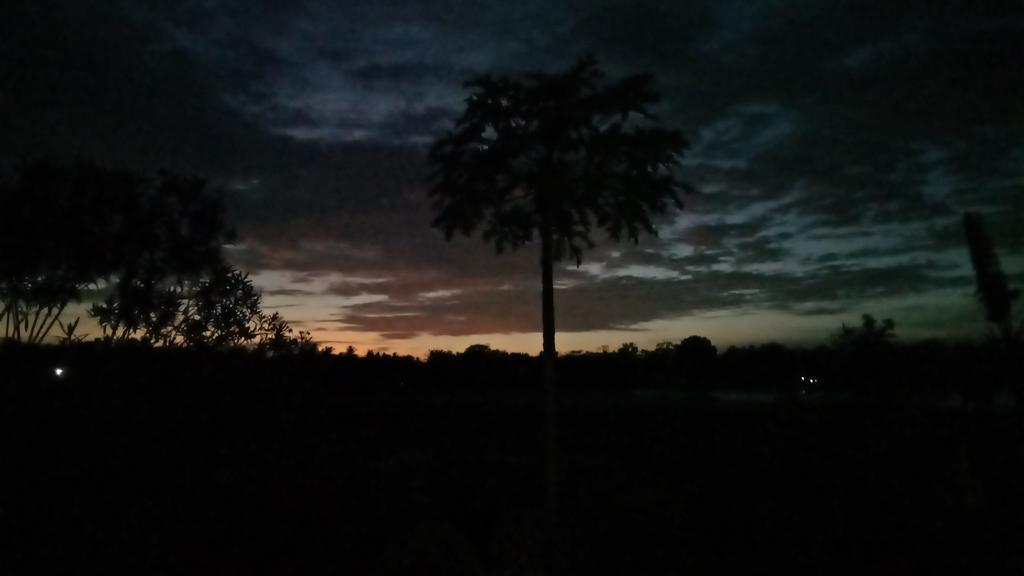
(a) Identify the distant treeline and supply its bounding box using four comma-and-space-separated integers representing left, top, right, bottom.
3, 321, 1019, 407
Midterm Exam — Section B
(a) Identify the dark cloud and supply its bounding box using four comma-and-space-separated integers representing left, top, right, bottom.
733, 237, 788, 266
0, 1, 284, 176
3, 0, 1021, 349
263, 288, 318, 297
336, 259, 969, 338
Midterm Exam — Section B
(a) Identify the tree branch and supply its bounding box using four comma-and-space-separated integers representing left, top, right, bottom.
29, 306, 50, 344
12, 302, 21, 341
37, 302, 67, 344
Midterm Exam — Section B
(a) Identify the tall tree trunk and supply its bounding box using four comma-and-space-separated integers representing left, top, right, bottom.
539, 220, 559, 509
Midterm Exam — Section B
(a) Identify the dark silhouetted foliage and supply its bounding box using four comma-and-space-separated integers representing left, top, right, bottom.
964, 212, 1020, 342
1, 161, 312, 353
82, 169, 233, 342
835, 314, 896, 352
429, 57, 690, 508
0, 162, 143, 342
429, 56, 690, 359
90, 264, 313, 352
675, 335, 718, 387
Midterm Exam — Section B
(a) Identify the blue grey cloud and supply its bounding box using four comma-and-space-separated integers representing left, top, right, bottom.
2, 0, 1021, 345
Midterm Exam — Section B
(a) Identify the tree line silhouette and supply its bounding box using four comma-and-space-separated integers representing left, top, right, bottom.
3, 310, 1022, 573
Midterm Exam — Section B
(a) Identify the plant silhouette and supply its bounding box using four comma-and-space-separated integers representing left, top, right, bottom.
429, 56, 690, 506
1, 162, 141, 342
1, 160, 310, 352
835, 314, 897, 352
86, 170, 233, 342
963, 212, 1020, 342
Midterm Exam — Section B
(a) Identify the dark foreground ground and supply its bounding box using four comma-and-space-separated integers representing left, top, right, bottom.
2, 345, 1022, 574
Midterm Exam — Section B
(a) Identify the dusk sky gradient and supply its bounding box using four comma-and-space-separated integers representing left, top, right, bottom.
3, 0, 1022, 355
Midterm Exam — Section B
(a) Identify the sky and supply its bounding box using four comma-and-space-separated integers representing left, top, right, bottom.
2, 0, 1022, 355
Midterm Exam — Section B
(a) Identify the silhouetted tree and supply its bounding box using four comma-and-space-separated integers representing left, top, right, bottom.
87, 170, 233, 342
963, 212, 1020, 342
832, 314, 898, 398
0, 162, 142, 343
91, 263, 316, 352
177, 266, 263, 347
463, 343, 497, 356
0, 160, 311, 352
835, 314, 896, 352
430, 56, 690, 363
256, 310, 318, 356
675, 335, 717, 386
617, 342, 640, 356
429, 57, 689, 506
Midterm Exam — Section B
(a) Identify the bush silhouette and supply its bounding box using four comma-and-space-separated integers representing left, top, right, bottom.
1, 162, 143, 342
1, 160, 310, 352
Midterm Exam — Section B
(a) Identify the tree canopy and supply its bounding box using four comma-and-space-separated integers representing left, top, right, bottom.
1, 162, 151, 342
1, 161, 312, 352
429, 57, 690, 508
429, 55, 691, 266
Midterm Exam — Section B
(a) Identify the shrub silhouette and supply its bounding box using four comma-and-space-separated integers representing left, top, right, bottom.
963, 212, 1020, 343
84, 170, 233, 342
675, 335, 718, 387
1, 160, 310, 352
0, 162, 142, 342
91, 252, 314, 352
834, 314, 896, 352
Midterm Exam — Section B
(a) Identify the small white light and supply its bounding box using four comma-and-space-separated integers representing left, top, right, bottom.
800, 376, 805, 381
54, 367, 64, 377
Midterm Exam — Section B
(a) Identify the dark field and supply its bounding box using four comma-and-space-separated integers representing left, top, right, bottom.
2, 345, 1022, 574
